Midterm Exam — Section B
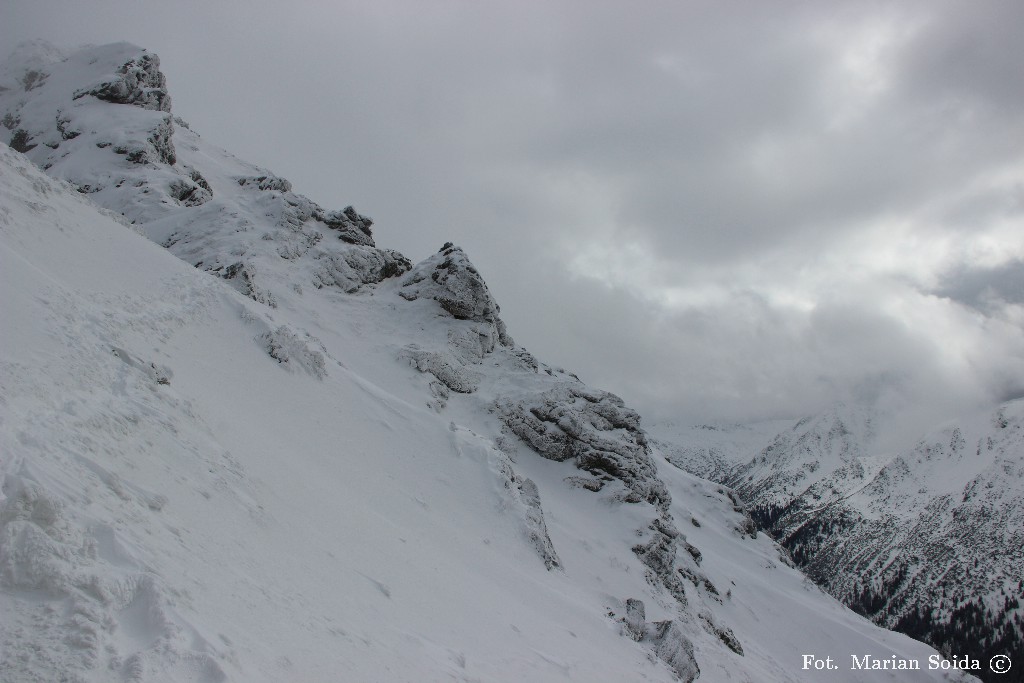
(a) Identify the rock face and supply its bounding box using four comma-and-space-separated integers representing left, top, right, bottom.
396, 243, 514, 398
615, 599, 700, 682
401, 243, 513, 348
649, 620, 701, 682
488, 443, 562, 571
73, 51, 171, 112
323, 206, 375, 247
498, 384, 668, 508
496, 382, 739, 674
400, 346, 481, 394
395, 242, 722, 675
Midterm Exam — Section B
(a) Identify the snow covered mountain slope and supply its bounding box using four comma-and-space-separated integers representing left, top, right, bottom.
0, 40, 410, 308
0, 41, 976, 682
652, 405, 1024, 682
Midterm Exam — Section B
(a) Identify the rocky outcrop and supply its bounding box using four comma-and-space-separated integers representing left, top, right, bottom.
248, 183, 374, 249
497, 381, 737, 652
400, 243, 512, 348
649, 620, 700, 682
312, 248, 411, 292
9, 128, 34, 153
397, 245, 514, 396
497, 383, 668, 509
169, 167, 213, 207
145, 114, 176, 165
236, 174, 293, 193
632, 520, 691, 606
73, 51, 171, 112
400, 346, 481, 394
323, 206, 375, 247
614, 599, 699, 682
513, 477, 561, 570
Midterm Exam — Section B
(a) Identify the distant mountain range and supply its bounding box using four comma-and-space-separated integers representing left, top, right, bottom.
651, 401, 1024, 682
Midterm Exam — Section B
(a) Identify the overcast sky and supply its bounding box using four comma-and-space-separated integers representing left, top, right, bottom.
5, 0, 1024, 439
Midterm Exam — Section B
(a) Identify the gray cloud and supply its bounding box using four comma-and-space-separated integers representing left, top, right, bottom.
937, 260, 1024, 310
4, 0, 1023, 432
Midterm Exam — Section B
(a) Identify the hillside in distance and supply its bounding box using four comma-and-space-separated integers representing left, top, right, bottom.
651, 403, 1024, 682
0, 41, 977, 682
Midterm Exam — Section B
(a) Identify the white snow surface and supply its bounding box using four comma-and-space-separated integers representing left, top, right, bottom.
0, 42, 974, 682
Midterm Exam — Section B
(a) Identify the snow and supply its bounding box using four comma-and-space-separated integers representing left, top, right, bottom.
0, 41, 979, 682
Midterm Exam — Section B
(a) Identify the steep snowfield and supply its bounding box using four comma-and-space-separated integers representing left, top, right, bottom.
0, 42, 976, 682
0, 142, 664, 682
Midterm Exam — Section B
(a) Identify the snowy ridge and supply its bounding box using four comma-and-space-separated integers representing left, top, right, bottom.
0, 42, 976, 682
0, 40, 411, 308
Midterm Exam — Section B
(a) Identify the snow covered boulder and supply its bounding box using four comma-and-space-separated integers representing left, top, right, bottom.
497, 383, 669, 509
400, 345, 481, 394
312, 247, 412, 292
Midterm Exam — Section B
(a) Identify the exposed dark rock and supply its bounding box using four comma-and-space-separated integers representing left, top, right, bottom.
679, 566, 719, 598
167, 167, 212, 206
107, 116, 175, 166
21, 69, 48, 92
322, 206, 375, 247
149, 116, 175, 165
124, 148, 147, 164
682, 540, 702, 565
9, 129, 35, 153
168, 177, 211, 207
564, 475, 604, 492
187, 168, 211, 193
73, 53, 170, 112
